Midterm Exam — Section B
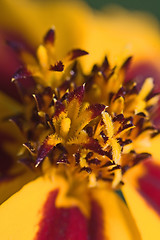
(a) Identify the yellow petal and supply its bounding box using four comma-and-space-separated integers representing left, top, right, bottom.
0, 176, 55, 240
91, 187, 141, 240
0, 0, 91, 59
133, 133, 160, 164
149, 134, 160, 164
1, 0, 160, 74
0, 173, 90, 239
122, 182, 160, 240
0, 168, 37, 204
0, 172, 142, 240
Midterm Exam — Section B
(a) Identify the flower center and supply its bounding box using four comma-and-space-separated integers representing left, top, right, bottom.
10, 28, 159, 190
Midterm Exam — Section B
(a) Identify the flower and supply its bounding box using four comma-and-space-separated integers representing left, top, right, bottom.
0, 1, 160, 240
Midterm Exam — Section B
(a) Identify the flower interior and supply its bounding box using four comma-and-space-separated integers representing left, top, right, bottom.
9, 27, 160, 191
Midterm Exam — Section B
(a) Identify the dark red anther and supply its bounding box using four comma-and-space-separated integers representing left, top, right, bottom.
88, 158, 101, 165
113, 114, 124, 122
44, 27, 55, 45
54, 101, 65, 117
67, 85, 85, 103
49, 61, 64, 72
66, 49, 89, 61
121, 56, 132, 71
80, 167, 92, 174
74, 152, 80, 164
84, 139, 105, 156
87, 104, 105, 118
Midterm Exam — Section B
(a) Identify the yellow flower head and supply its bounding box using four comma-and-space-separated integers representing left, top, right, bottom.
1, 2, 160, 240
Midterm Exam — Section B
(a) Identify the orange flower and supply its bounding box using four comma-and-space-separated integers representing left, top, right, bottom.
0, 1, 160, 239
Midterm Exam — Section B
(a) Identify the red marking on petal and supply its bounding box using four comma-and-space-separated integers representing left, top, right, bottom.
138, 159, 160, 215
87, 104, 105, 118
150, 100, 160, 128
67, 85, 85, 103
49, 61, 64, 72
88, 200, 105, 240
126, 61, 160, 92
35, 190, 105, 240
67, 49, 89, 61
44, 28, 55, 46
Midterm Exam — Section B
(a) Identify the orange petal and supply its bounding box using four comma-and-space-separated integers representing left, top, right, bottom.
124, 158, 160, 214
2, 0, 160, 75
65, 49, 89, 61
122, 179, 160, 240
148, 134, 160, 164
91, 188, 141, 240
137, 160, 160, 215
0, 171, 141, 240
0, 174, 98, 240
0, 176, 57, 240
0, 168, 37, 204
